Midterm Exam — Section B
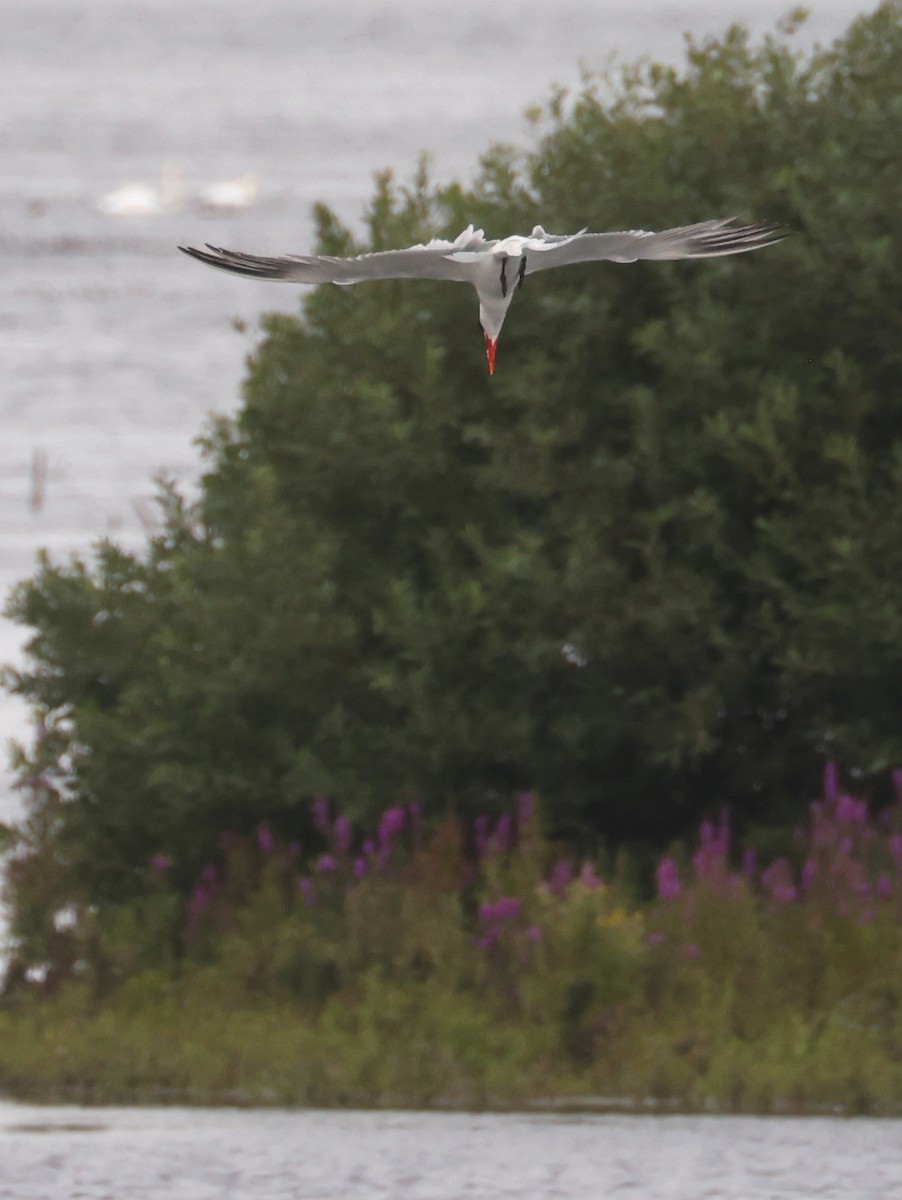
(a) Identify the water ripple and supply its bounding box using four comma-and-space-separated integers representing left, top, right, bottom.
1, 1105, 901, 1200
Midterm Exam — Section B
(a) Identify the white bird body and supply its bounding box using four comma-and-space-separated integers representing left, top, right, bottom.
179, 218, 782, 373
197, 173, 260, 212
99, 183, 165, 217
99, 162, 184, 217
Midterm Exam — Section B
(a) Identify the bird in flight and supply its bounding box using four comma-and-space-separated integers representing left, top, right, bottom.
179, 218, 783, 374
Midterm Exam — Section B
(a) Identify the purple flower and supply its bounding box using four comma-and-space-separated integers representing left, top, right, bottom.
257, 823, 275, 853
656, 857, 682, 901
761, 858, 797, 904
692, 812, 731, 886
479, 896, 522, 924
298, 877, 317, 906
333, 815, 352, 854
525, 924, 542, 942
876, 875, 893, 900
578, 862, 603, 889
546, 857, 573, 894
376, 805, 407, 865
683, 942, 702, 960
824, 760, 841, 802
892, 769, 902, 802
312, 795, 330, 834
741, 848, 757, 877
378, 805, 407, 843
836, 794, 868, 825
200, 863, 218, 885
352, 856, 368, 878
188, 883, 210, 916
315, 853, 338, 873
645, 931, 666, 947
150, 854, 172, 873
801, 859, 818, 890
495, 896, 522, 922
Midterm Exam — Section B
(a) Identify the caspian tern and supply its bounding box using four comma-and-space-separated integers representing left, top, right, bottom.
179, 218, 782, 373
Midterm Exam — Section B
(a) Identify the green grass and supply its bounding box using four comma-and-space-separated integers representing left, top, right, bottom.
3, 966, 902, 1113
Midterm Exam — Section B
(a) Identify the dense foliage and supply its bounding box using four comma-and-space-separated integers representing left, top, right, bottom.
2, 772, 902, 1112
4, 4, 902, 908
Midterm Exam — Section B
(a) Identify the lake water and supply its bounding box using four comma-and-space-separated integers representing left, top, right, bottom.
0, 0, 877, 824
1, 1103, 900, 1199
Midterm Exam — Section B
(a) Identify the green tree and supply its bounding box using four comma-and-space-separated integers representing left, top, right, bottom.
5, 5, 902, 907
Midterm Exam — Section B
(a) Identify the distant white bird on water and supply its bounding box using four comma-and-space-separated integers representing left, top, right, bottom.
179, 218, 783, 374
196, 172, 260, 212
99, 162, 184, 217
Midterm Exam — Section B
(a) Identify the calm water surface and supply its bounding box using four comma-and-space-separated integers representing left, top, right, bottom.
1, 1104, 900, 1199
0, 0, 877, 820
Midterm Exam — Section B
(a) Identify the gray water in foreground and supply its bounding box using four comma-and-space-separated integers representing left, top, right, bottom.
0, 1103, 899, 1199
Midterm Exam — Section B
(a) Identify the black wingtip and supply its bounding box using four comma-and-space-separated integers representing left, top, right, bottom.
693, 219, 790, 257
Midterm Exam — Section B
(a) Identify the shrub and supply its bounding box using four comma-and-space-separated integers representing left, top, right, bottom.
4, 5, 902, 901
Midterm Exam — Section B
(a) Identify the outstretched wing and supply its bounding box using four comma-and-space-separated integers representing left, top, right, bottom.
523, 218, 784, 274
178, 227, 490, 285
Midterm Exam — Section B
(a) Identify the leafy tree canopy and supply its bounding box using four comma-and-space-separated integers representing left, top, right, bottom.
5, 4, 902, 903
